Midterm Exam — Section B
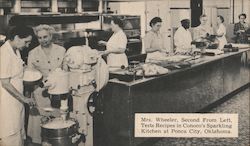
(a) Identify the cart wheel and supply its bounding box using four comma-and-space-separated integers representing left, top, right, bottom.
87, 91, 99, 116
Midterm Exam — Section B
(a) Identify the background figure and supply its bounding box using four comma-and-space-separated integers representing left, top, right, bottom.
144, 17, 168, 62
234, 13, 249, 44
0, 25, 35, 146
193, 14, 214, 40
27, 24, 66, 143
98, 16, 128, 70
174, 19, 193, 53
215, 15, 227, 50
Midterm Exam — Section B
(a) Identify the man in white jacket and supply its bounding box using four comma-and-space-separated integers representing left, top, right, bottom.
174, 19, 193, 53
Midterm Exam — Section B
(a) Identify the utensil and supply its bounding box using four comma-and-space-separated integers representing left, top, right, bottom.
29, 97, 40, 116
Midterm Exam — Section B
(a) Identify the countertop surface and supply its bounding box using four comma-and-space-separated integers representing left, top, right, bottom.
109, 48, 250, 86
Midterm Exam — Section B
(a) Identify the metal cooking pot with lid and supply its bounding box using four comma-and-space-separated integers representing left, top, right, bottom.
41, 118, 79, 146
23, 68, 43, 86
46, 68, 69, 95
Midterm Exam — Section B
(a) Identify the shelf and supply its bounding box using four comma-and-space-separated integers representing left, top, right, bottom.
0, 1, 12, 8
8, 14, 100, 25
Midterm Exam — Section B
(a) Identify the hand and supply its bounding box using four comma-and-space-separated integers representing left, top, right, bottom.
99, 50, 109, 56
98, 40, 107, 46
159, 49, 167, 53
237, 30, 245, 33
22, 97, 36, 106
98, 51, 105, 56
42, 80, 53, 89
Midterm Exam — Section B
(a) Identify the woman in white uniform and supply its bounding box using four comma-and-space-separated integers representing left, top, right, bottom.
98, 17, 128, 70
215, 15, 227, 50
144, 17, 168, 62
27, 25, 66, 143
0, 26, 35, 146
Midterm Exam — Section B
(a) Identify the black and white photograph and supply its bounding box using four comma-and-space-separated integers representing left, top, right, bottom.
0, 0, 249, 146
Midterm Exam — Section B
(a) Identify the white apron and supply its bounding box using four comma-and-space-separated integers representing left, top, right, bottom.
217, 24, 227, 50
0, 41, 25, 139
106, 30, 128, 69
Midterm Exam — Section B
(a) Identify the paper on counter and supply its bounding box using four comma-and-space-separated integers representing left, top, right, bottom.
231, 43, 250, 48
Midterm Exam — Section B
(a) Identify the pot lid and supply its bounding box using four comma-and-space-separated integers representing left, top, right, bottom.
23, 69, 42, 82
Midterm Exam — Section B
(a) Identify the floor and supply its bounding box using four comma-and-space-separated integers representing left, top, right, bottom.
153, 87, 250, 146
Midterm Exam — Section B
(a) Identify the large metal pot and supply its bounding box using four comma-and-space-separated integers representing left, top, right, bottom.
41, 118, 79, 146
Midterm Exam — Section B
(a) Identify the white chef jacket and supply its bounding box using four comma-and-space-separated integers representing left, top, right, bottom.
174, 26, 193, 53
28, 44, 66, 78
106, 29, 128, 69
217, 23, 227, 50
0, 41, 25, 139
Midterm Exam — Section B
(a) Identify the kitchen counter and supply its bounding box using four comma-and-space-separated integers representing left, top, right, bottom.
109, 49, 249, 86
93, 48, 250, 146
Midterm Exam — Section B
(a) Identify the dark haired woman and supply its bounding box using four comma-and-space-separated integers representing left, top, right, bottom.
0, 26, 35, 146
144, 17, 168, 62
234, 13, 249, 44
98, 17, 128, 70
216, 15, 227, 50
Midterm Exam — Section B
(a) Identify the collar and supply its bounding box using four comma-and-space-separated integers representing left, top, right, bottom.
5, 40, 21, 58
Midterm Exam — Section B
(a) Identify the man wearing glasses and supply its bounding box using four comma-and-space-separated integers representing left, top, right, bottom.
193, 14, 214, 41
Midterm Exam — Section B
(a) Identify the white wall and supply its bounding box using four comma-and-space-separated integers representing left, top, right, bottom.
203, 0, 230, 8
170, 0, 190, 8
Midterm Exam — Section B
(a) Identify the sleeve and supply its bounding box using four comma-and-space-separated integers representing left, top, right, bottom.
119, 33, 127, 49
59, 44, 66, 53
234, 23, 239, 35
217, 25, 222, 34
209, 27, 214, 35
192, 27, 199, 40
0, 47, 11, 79
107, 32, 127, 51
58, 45, 66, 67
217, 25, 226, 35
27, 51, 36, 69
174, 29, 181, 48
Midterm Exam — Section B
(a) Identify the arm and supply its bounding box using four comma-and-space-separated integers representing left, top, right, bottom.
104, 32, 127, 55
193, 28, 200, 40
216, 32, 225, 37
145, 47, 162, 53
209, 27, 214, 35
216, 25, 225, 37
27, 51, 36, 69
105, 47, 126, 54
174, 29, 185, 49
234, 23, 240, 35
1, 78, 34, 105
61, 48, 69, 71
144, 33, 164, 53
58, 46, 67, 69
